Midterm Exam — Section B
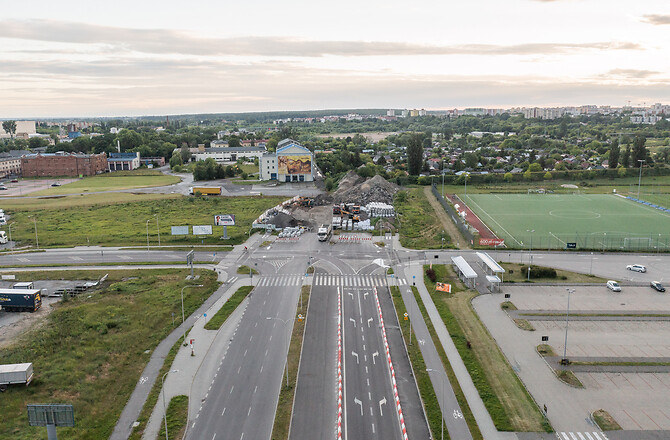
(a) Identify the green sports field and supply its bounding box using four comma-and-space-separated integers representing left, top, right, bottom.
464, 193, 670, 251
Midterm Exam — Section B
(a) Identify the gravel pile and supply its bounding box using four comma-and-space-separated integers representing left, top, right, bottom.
334, 174, 399, 205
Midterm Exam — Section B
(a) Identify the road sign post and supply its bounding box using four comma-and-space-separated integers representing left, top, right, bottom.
27, 404, 75, 440
186, 250, 194, 278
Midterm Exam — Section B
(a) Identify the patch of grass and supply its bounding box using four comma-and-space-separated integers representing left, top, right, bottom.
1, 192, 180, 211
592, 409, 622, 431
374, 241, 385, 247
0, 269, 219, 440
260, 240, 272, 247
156, 395, 189, 440
513, 319, 535, 331
7, 196, 283, 247
237, 265, 258, 275
204, 286, 254, 330
501, 263, 605, 283
536, 344, 584, 388
306, 266, 314, 274
387, 267, 394, 275
389, 286, 444, 439
30, 173, 180, 196
500, 301, 517, 310
425, 265, 551, 432
395, 188, 452, 249
271, 285, 310, 440
572, 361, 670, 366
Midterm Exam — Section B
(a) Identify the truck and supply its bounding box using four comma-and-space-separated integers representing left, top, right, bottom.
0, 289, 42, 312
317, 224, 332, 242
0, 363, 34, 391
189, 186, 222, 196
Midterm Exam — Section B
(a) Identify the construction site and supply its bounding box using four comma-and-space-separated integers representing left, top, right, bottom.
251, 171, 400, 237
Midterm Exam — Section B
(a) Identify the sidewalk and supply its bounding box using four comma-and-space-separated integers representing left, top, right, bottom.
141, 278, 252, 439
405, 263, 516, 440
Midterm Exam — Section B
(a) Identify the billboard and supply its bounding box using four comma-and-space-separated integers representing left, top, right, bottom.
171, 226, 189, 235
278, 155, 311, 175
435, 282, 452, 293
214, 214, 235, 226
193, 225, 213, 235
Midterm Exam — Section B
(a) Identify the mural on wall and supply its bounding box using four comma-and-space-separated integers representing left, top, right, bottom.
278, 155, 311, 174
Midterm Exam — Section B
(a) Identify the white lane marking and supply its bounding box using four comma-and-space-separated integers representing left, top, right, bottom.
212, 434, 216, 440
352, 351, 359, 364
354, 397, 363, 415
221, 408, 226, 416
230, 385, 234, 394
367, 317, 373, 327
372, 351, 378, 364
379, 397, 386, 416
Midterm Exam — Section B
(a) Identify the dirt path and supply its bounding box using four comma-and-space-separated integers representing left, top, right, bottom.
424, 186, 470, 249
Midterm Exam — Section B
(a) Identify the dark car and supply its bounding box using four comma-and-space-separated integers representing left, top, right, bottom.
10, 179, 18, 183
0, 186, 7, 191
651, 281, 666, 292
51, 182, 61, 187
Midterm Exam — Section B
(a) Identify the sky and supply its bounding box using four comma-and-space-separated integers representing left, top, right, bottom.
1, 0, 669, 118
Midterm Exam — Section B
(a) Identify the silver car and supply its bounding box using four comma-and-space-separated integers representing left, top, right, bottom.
626, 264, 647, 273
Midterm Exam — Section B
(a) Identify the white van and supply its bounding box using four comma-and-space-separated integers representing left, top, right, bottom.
0, 231, 7, 244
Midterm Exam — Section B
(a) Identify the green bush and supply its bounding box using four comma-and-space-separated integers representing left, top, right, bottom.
520, 265, 557, 279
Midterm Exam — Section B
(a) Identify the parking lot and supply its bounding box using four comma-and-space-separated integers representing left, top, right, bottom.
473, 284, 670, 431
0, 178, 78, 197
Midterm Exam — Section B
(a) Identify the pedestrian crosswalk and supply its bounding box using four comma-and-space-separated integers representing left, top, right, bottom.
256, 275, 304, 287
312, 274, 407, 287
556, 432, 609, 440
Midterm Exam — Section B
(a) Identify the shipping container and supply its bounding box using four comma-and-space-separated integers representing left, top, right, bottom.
0, 289, 42, 312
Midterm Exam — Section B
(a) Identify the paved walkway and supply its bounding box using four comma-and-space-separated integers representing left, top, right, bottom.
404, 263, 517, 440
141, 277, 252, 439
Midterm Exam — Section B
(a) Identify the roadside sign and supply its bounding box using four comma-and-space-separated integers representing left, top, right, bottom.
479, 238, 505, 246
214, 214, 235, 226
435, 282, 451, 293
193, 225, 213, 235
27, 404, 75, 427
566, 242, 577, 249
171, 226, 189, 235
403, 312, 408, 321
298, 314, 304, 322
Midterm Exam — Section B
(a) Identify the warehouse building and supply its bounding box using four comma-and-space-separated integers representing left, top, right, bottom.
108, 152, 140, 171
21, 152, 108, 177
259, 139, 314, 182
193, 145, 266, 163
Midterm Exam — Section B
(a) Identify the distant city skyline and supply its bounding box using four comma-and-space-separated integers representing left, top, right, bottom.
1, 0, 669, 118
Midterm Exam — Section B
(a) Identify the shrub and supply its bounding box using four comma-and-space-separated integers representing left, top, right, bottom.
520, 265, 557, 279
425, 267, 436, 282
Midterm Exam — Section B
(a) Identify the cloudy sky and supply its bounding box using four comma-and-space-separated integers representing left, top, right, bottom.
1, 0, 669, 117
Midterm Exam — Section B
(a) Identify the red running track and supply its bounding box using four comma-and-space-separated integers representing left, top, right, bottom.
445, 194, 499, 241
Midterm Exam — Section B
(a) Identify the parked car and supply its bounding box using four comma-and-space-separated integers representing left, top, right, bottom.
626, 264, 647, 273
651, 281, 666, 292
606, 280, 622, 292
51, 182, 61, 187
10, 179, 18, 183
0, 186, 7, 191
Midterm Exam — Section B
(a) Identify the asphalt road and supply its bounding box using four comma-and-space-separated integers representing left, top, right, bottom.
185, 255, 304, 440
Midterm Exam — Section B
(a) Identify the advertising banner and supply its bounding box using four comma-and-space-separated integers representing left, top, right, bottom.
479, 238, 505, 246
193, 225, 213, 235
171, 226, 189, 235
278, 155, 311, 174
214, 214, 235, 226
435, 282, 452, 293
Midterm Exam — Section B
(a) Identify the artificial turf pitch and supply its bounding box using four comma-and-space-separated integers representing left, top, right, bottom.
463, 193, 670, 250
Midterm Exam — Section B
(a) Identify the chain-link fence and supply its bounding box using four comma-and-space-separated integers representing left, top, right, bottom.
505, 232, 670, 252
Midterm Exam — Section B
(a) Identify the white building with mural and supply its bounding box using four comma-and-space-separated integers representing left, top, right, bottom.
259, 139, 314, 182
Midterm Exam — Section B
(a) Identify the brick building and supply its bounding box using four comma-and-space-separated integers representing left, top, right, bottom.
21, 152, 108, 177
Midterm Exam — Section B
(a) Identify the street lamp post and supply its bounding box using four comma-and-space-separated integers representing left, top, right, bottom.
637, 160, 645, 199
526, 229, 535, 281
162, 369, 179, 440
32, 217, 39, 249
7, 222, 13, 248
426, 369, 445, 440
156, 215, 161, 247
181, 284, 203, 345
146, 219, 151, 252
267, 316, 296, 388
562, 288, 574, 364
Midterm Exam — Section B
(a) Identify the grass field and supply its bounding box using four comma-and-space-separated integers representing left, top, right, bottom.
464, 193, 670, 251
8, 196, 283, 247
0, 269, 219, 440
30, 173, 180, 196
395, 188, 452, 249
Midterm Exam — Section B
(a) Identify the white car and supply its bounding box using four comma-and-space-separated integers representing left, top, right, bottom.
607, 280, 622, 292
626, 264, 647, 273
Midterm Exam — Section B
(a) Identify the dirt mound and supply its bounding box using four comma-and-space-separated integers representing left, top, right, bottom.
334, 174, 399, 205
337, 171, 364, 192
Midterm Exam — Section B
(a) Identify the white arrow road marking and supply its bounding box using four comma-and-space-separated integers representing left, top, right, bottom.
367, 317, 373, 327
349, 318, 356, 327
372, 351, 379, 364
354, 398, 363, 415
348, 292, 354, 298
364, 292, 369, 299
453, 409, 463, 419
379, 397, 387, 416
352, 351, 359, 364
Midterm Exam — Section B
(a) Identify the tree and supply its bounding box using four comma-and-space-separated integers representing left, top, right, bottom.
558, 118, 568, 139
376, 155, 387, 166
464, 152, 479, 168
406, 133, 424, 176
2, 120, 16, 138
228, 136, 241, 149
28, 137, 48, 149
528, 162, 542, 172
544, 171, 552, 180
621, 146, 631, 168
180, 145, 191, 163
504, 172, 513, 182
617, 166, 626, 178
523, 170, 532, 181
608, 139, 620, 169
169, 150, 183, 169
632, 136, 647, 167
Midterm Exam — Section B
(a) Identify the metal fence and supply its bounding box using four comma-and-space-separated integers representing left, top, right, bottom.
504, 231, 670, 252
431, 184, 476, 244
